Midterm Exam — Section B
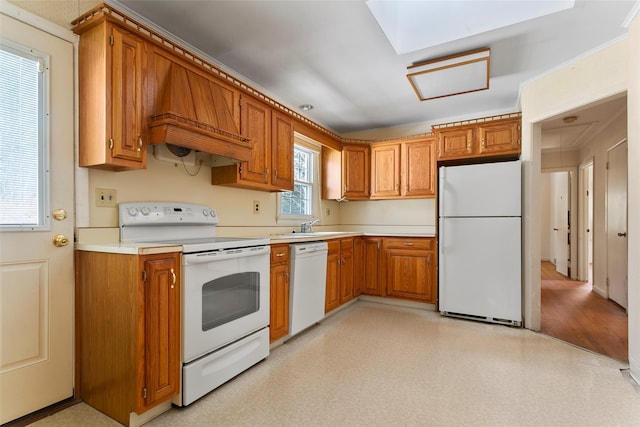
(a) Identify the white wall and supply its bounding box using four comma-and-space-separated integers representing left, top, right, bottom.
339, 198, 436, 235
87, 153, 342, 237
520, 35, 637, 379
627, 9, 640, 385
577, 112, 628, 296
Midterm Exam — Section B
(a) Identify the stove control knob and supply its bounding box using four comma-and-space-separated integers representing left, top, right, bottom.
128, 207, 138, 216
140, 207, 150, 216
203, 209, 209, 216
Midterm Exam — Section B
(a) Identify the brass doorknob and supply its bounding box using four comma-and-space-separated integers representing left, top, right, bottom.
52, 234, 70, 247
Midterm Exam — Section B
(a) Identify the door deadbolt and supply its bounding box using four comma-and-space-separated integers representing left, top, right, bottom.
52, 234, 70, 247
52, 209, 67, 221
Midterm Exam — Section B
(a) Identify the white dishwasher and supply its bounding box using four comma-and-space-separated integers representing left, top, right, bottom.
288, 241, 328, 338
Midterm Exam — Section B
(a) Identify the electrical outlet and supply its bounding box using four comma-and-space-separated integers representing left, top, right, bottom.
253, 200, 260, 214
326, 208, 331, 216
96, 188, 117, 207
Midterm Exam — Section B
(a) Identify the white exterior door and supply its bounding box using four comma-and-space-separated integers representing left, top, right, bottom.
607, 141, 628, 309
0, 12, 75, 424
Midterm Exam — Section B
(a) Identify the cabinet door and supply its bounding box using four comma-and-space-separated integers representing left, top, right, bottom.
477, 120, 521, 156
325, 240, 341, 313
271, 110, 294, 190
371, 143, 401, 198
270, 262, 289, 342
110, 25, 145, 164
362, 238, 383, 296
342, 145, 370, 199
239, 96, 270, 185
140, 253, 180, 410
339, 239, 354, 304
385, 248, 435, 303
436, 127, 474, 160
321, 147, 342, 200
403, 138, 436, 197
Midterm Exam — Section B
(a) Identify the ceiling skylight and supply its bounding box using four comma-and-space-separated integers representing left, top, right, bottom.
366, 0, 576, 55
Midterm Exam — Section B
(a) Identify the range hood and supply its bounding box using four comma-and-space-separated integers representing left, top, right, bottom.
149, 63, 252, 162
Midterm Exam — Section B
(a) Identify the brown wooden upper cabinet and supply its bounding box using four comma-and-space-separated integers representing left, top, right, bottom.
74, 19, 147, 170
435, 117, 521, 161
370, 136, 436, 199
211, 96, 294, 191
322, 144, 370, 200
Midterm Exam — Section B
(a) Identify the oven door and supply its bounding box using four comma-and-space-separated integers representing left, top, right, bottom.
182, 245, 270, 363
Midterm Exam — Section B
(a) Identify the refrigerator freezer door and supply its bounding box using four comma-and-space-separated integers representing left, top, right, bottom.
438, 216, 521, 324
439, 161, 521, 217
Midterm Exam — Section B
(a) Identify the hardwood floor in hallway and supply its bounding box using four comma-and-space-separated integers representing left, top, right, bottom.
541, 261, 628, 362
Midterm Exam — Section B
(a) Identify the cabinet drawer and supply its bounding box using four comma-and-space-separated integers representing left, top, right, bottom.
383, 237, 434, 251
270, 244, 289, 264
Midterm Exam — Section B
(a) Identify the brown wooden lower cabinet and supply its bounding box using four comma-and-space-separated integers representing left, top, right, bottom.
325, 238, 355, 313
355, 236, 436, 303
75, 250, 180, 426
269, 244, 290, 342
383, 237, 436, 303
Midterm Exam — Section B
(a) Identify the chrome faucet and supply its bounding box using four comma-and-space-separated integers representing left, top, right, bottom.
301, 219, 320, 233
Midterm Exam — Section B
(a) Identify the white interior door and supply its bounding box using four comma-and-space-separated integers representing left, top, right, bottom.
553, 172, 570, 276
607, 141, 628, 309
0, 13, 75, 423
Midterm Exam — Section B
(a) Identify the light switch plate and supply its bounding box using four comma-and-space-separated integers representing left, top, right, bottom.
96, 188, 117, 207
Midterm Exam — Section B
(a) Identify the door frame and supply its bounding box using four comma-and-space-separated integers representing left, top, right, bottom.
578, 160, 594, 283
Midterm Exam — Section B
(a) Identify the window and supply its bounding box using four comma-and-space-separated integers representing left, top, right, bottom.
279, 144, 317, 218
0, 42, 48, 229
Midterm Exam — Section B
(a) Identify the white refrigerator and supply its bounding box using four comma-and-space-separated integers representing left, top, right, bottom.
438, 160, 522, 326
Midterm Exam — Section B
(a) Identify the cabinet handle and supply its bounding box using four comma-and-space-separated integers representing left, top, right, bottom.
286, 272, 289, 283
108, 138, 114, 150
274, 169, 278, 179
403, 242, 414, 246
481, 138, 486, 148
343, 185, 347, 193
265, 168, 269, 178
276, 252, 285, 257
467, 140, 472, 151
137, 134, 143, 152
170, 268, 176, 289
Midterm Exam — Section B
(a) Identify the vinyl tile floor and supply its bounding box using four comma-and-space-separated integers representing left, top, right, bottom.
31, 301, 640, 427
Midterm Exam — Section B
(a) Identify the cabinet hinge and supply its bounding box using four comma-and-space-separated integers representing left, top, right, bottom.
142, 270, 147, 282
109, 34, 114, 46
143, 387, 147, 399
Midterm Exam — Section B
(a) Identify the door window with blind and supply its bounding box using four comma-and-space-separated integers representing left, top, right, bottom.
0, 42, 49, 230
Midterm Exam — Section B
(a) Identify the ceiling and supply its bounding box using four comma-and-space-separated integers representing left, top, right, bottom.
113, 0, 634, 140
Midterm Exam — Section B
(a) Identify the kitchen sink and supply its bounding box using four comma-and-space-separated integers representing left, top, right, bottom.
269, 231, 349, 240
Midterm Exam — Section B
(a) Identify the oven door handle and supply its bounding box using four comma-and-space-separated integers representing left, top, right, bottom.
183, 246, 270, 265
